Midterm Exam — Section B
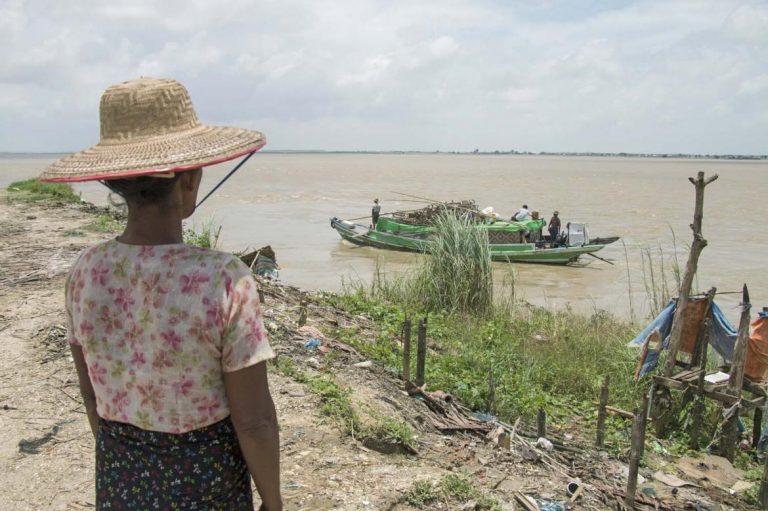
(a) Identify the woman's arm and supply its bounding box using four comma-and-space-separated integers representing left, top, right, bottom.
224, 362, 282, 511
70, 344, 99, 438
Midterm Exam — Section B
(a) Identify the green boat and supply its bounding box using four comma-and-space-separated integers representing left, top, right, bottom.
330, 216, 618, 265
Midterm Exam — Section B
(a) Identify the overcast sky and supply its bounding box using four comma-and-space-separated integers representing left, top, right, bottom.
1, 0, 767, 154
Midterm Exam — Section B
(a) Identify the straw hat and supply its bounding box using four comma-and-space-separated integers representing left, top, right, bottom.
39, 78, 265, 182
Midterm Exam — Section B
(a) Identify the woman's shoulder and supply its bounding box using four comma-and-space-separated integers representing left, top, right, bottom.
183, 246, 252, 275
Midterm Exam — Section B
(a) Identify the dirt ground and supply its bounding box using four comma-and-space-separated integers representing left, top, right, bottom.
0, 194, 756, 510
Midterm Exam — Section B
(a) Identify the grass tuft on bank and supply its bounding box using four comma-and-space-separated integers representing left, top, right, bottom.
7, 179, 80, 204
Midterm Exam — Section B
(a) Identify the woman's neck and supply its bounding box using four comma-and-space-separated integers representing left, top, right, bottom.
117, 204, 184, 245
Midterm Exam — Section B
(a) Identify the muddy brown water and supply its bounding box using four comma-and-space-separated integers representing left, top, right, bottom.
4, 153, 767, 324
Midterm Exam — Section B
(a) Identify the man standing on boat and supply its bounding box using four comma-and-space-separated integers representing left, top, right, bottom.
548, 211, 561, 246
371, 198, 381, 228
512, 204, 530, 222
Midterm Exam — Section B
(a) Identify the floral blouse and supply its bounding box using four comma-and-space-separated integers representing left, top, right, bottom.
65, 240, 275, 434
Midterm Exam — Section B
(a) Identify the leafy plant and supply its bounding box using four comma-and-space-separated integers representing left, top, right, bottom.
183, 218, 222, 248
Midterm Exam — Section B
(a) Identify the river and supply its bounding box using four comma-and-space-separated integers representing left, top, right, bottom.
3, 153, 766, 324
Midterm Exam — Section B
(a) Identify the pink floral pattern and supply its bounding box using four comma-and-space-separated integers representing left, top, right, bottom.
65, 240, 274, 433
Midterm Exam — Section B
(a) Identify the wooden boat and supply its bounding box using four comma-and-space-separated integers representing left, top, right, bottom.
330, 216, 618, 265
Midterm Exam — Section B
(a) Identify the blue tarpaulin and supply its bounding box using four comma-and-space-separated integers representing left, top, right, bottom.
628, 298, 737, 378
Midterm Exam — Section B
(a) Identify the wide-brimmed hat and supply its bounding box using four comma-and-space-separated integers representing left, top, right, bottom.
39, 78, 265, 182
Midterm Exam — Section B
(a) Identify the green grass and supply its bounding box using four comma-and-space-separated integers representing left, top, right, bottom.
6, 179, 80, 204
404, 473, 500, 510
183, 218, 222, 248
84, 213, 123, 233
324, 288, 639, 425
274, 358, 415, 452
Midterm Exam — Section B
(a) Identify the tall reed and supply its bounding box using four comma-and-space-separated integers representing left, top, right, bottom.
416, 212, 494, 315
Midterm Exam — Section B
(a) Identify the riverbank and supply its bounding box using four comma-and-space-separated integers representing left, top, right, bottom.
0, 191, 760, 510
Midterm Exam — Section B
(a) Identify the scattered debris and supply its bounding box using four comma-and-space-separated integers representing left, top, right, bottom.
653, 471, 699, 488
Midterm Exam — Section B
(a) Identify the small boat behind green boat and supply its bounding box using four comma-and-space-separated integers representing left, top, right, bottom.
330, 214, 619, 265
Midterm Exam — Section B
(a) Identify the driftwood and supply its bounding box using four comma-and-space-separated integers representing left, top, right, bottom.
663, 172, 719, 376
405, 383, 491, 432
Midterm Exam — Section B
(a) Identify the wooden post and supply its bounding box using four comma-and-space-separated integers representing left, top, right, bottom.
754, 408, 763, 449
721, 284, 751, 462
257, 287, 265, 304
487, 366, 496, 414
298, 298, 308, 327
626, 392, 650, 509
537, 409, 546, 438
663, 172, 719, 377
415, 318, 427, 387
499, 432, 510, 450
596, 376, 610, 447
760, 446, 768, 508
689, 320, 710, 450
402, 319, 412, 382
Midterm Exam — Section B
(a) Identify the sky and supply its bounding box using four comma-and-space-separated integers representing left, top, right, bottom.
1, 0, 767, 154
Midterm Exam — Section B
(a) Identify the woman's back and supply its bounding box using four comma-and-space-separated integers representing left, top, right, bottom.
66, 240, 274, 433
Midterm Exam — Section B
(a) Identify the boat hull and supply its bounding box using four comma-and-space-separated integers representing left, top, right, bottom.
330, 217, 609, 265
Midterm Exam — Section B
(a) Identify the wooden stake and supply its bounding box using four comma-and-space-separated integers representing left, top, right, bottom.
415, 318, 427, 387
626, 392, 649, 509
721, 284, 751, 462
298, 298, 308, 327
760, 444, 768, 508
402, 319, 412, 382
257, 287, 265, 305
487, 366, 496, 414
754, 407, 763, 449
596, 376, 610, 447
537, 408, 546, 438
689, 319, 710, 450
664, 172, 719, 377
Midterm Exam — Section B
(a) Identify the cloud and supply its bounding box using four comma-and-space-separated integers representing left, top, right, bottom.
0, 0, 766, 154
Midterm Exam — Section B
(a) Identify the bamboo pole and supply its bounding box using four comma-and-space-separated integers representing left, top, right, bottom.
663, 172, 719, 377
596, 376, 610, 447
721, 284, 751, 462
402, 319, 412, 382
626, 393, 650, 509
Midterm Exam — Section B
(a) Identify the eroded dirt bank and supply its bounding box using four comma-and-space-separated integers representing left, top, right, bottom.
0, 195, 753, 510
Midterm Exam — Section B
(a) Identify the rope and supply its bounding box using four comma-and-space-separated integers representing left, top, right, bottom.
195, 151, 256, 209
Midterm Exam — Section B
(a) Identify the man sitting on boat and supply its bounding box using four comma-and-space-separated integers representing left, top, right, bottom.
511, 204, 530, 222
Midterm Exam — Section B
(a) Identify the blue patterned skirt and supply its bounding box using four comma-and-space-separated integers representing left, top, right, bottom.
96, 417, 253, 510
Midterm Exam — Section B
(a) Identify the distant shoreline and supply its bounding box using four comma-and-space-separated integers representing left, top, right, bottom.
1, 150, 766, 160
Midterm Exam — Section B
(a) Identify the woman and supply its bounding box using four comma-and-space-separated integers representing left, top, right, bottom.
40, 78, 282, 510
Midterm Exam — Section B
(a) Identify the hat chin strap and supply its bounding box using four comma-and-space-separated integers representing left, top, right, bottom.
195, 151, 257, 209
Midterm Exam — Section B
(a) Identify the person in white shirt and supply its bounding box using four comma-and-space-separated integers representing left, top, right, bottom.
512, 204, 530, 222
